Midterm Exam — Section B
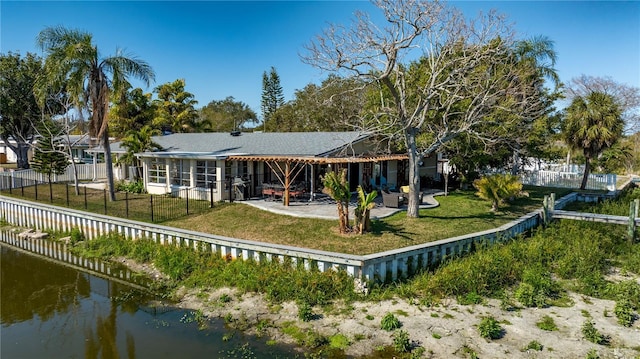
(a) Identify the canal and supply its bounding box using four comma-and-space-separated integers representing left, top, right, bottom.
0, 231, 300, 358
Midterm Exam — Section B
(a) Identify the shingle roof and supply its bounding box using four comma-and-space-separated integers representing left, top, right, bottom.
107, 131, 372, 159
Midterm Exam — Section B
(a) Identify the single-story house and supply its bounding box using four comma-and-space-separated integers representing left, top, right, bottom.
103, 131, 440, 205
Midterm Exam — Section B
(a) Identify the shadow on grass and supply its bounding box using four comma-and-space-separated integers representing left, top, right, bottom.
370, 220, 416, 241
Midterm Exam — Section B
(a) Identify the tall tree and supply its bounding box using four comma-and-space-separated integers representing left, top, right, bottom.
260, 66, 284, 127
0, 52, 43, 169
37, 26, 155, 201
562, 91, 623, 189
267, 75, 367, 132
31, 118, 69, 186
153, 79, 198, 134
109, 86, 157, 138
117, 125, 161, 179
197, 96, 257, 132
566, 75, 640, 133
303, 0, 546, 217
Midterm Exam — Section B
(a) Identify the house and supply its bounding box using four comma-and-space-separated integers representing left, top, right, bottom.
0, 134, 105, 165
105, 131, 440, 205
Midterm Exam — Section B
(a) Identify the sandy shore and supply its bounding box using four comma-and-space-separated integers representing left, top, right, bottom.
122, 258, 640, 358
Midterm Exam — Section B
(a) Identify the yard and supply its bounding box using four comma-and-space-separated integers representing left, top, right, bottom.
0, 182, 570, 255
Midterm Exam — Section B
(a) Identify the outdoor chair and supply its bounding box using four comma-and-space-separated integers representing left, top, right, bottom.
382, 189, 404, 208
400, 185, 424, 203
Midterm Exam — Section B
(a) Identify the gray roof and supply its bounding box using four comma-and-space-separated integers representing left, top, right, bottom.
106, 131, 371, 159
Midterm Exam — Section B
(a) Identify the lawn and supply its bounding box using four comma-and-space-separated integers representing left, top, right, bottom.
0, 183, 570, 255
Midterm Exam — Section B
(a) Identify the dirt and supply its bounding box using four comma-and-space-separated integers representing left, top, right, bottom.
123, 259, 640, 358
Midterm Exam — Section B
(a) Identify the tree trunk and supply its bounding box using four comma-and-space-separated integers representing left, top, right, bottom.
580, 154, 591, 190
103, 129, 116, 201
406, 128, 421, 218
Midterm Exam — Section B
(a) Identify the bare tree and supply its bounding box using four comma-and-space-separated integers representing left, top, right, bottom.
566, 75, 640, 133
302, 0, 546, 217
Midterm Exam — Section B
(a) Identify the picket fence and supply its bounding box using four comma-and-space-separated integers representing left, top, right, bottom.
522, 170, 616, 191
0, 164, 107, 190
0, 192, 566, 283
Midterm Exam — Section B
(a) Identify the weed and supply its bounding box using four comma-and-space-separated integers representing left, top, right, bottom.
521, 340, 543, 351
458, 292, 483, 305
581, 320, 609, 346
430, 312, 439, 318
581, 310, 591, 317
443, 313, 455, 319
392, 330, 411, 353
478, 316, 504, 340
536, 315, 558, 331
328, 333, 350, 350
432, 332, 442, 339
381, 313, 401, 331
614, 300, 637, 327
585, 348, 600, 359
218, 293, 232, 304
297, 301, 314, 322
365, 314, 374, 321
353, 333, 366, 341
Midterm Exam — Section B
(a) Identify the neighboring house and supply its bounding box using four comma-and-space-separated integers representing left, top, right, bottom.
101, 131, 440, 205
0, 134, 105, 165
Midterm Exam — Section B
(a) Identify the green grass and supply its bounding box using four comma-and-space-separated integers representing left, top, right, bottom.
1, 183, 569, 255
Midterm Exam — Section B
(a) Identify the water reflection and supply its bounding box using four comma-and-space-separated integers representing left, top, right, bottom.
1, 235, 298, 358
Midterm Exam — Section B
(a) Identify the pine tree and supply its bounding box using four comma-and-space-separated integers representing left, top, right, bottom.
261, 66, 284, 129
32, 119, 69, 185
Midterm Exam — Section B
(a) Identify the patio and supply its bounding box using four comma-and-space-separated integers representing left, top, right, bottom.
242, 190, 444, 220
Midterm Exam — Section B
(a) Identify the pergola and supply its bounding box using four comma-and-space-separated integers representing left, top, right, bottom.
227, 154, 408, 206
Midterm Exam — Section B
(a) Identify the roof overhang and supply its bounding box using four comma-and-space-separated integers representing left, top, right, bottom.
226, 154, 408, 164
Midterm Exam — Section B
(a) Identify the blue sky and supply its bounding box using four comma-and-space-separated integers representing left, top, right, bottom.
2, 1, 639, 120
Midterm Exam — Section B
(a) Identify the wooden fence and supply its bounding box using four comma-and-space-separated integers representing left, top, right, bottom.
0, 163, 107, 189
521, 170, 616, 191
0, 193, 563, 282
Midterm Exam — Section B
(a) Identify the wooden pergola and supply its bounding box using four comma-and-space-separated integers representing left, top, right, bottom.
227, 154, 408, 206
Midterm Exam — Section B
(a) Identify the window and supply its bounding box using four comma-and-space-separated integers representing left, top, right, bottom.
196, 160, 217, 189
170, 159, 190, 186
149, 158, 166, 184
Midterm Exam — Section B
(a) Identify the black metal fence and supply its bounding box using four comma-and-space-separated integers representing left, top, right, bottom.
0, 180, 214, 223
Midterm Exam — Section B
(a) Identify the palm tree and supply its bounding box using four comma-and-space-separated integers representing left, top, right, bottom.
563, 91, 623, 190
37, 26, 155, 201
118, 125, 161, 179
322, 169, 351, 234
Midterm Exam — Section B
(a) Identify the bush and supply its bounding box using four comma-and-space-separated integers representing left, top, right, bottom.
614, 300, 636, 327
392, 330, 411, 353
297, 301, 314, 322
115, 180, 145, 194
478, 316, 503, 340
536, 315, 558, 331
515, 267, 558, 308
581, 320, 609, 345
522, 340, 543, 351
381, 313, 401, 331
473, 173, 525, 211
69, 227, 85, 245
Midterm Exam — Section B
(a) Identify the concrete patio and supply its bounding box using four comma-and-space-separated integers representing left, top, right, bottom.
242, 190, 444, 220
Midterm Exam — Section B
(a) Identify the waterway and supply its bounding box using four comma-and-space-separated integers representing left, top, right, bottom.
0, 231, 300, 358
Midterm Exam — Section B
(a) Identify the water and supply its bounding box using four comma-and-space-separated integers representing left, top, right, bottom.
0, 233, 300, 359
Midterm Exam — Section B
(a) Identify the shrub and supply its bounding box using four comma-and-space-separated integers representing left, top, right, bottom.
69, 227, 85, 245
328, 333, 350, 350
515, 267, 558, 308
297, 301, 314, 322
478, 316, 504, 340
536, 315, 558, 331
581, 320, 609, 345
614, 300, 636, 327
381, 313, 401, 331
473, 173, 525, 211
522, 340, 543, 351
392, 330, 411, 353
115, 180, 145, 193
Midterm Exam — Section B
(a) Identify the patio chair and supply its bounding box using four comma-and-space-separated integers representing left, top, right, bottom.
382, 189, 404, 208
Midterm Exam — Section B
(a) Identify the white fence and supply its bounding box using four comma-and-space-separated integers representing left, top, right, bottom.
522, 170, 616, 191
0, 163, 107, 189
0, 193, 569, 283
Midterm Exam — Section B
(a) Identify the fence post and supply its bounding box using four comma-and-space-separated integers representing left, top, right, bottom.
542, 195, 549, 225
49, 181, 53, 203
186, 189, 189, 215
84, 186, 87, 210
210, 181, 214, 208
629, 199, 638, 243
125, 191, 129, 218
150, 195, 154, 222
103, 189, 107, 215
35, 181, 38, 200
66, 182, 69, 206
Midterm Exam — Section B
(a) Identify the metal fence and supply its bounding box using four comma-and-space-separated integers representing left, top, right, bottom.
0, 181, 213, 224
